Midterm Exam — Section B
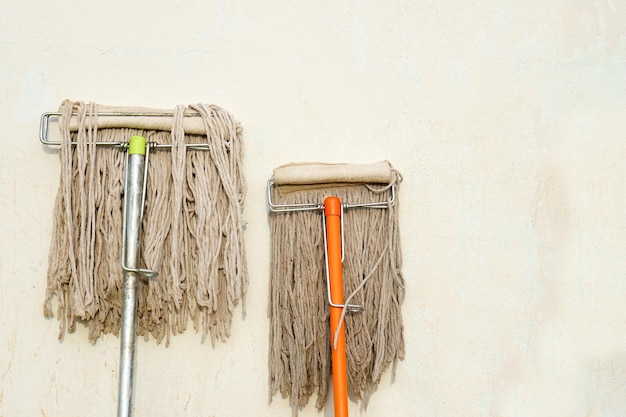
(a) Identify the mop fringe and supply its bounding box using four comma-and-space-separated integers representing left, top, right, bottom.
268, 165, 405, 411
44, 100, 248, 345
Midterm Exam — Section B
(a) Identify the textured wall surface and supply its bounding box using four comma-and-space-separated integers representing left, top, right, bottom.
1, 1, 626, 416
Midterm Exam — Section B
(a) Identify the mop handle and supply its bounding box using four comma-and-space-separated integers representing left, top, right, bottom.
324, 196, 349, 417
118, 135, 147, 417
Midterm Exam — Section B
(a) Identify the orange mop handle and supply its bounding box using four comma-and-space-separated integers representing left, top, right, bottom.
324, 196, 349, 417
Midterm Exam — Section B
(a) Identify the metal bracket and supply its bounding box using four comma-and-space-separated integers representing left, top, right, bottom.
266, 177, 396, 213
322, 205, 364, 313
39, 111, 213, 150
120, 143, 159, 282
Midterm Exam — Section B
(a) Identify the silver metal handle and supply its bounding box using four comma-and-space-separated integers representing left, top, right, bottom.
117, 142, 157, 417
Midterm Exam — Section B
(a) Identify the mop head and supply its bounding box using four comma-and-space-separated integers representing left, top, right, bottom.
44, 100, 248, 345
268, 161, 405, 410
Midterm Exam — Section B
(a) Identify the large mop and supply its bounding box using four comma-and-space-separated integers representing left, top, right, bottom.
267, 162, 405, 415
42, 100, 248, 417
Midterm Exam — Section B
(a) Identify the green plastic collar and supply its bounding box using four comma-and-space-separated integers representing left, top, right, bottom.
128, 136, 147, 155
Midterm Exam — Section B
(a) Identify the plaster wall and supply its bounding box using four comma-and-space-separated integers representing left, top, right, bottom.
1, 1, 626, 416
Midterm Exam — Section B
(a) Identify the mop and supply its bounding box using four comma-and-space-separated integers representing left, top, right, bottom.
42, 100, 248, 417
43, 100, 248, 345
267, 161, 405, 415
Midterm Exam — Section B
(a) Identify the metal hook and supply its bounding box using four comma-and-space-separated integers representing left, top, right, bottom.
322, 204, 363, 313
120, 143, 159, 282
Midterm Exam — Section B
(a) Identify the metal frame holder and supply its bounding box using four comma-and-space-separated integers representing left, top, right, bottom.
39, 111, 213, 150
266, 178, 396, 213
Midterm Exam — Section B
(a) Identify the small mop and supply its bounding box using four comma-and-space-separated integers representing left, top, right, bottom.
267, 161, 405, 415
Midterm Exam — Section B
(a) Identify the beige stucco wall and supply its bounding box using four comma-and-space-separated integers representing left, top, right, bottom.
2, 1, 626, 416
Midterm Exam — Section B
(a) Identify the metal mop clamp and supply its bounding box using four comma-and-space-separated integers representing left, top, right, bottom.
267, 162, 398, 417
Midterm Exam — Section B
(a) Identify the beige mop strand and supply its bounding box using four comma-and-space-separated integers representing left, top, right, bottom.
43, 100, 248, 346
267, 161, 405, 414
